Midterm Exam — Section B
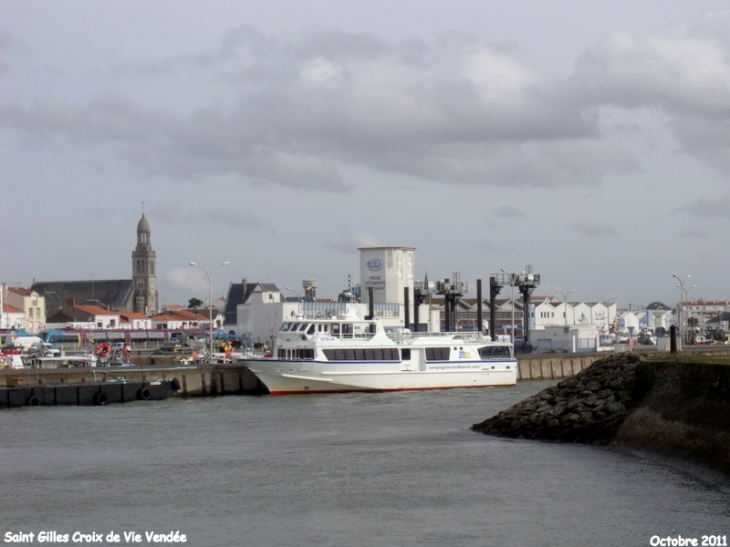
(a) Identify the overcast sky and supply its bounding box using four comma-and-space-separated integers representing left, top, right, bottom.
2, 0, 729, 310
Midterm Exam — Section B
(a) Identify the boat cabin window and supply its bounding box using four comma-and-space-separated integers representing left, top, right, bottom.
331, 324, 340, 337
307, 324, 315, 335
402, 349, 411, 360
280, 323, 293, 332
298, 323, 308, 332
342, 323, 353, 338
425, 347, 451, 361
479, 346, 511, 357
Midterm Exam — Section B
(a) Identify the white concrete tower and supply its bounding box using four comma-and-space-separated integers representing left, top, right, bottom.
358, 246, 416, 305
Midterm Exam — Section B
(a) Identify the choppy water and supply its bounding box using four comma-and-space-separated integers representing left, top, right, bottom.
1, 380, 728, 547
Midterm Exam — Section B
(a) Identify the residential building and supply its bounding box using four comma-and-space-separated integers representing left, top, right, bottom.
120, 312, 153, 330
3, 285, 46, 333
1, 302, 25, 331
151, 308, 222, 330
682, 300, 730, 327
46, 302, 122, 329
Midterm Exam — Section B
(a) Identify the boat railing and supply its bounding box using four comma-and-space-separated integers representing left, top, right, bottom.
386, 331, 500, 344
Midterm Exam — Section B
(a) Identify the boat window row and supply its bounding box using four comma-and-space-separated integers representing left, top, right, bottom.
323, 348, 399, 361
280, 322, 375, 338
277, 348, 315, 359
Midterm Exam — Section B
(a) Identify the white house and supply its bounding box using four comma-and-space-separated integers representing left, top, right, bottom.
1, 303, 25, 332
120, 313, 153, 330
532, 297, 617, 333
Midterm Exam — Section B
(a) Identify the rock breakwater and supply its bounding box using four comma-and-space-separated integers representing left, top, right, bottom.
472, 353, 646, 444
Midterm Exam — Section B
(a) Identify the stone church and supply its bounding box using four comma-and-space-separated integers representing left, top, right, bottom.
32, 214, 159, 317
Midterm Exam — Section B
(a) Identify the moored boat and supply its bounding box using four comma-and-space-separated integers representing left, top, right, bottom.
245, 308, 517, 395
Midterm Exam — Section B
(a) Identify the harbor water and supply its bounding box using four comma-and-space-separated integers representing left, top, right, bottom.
1, 380, 728, 547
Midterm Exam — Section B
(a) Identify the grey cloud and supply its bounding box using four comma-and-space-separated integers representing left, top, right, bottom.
321, 233, 384, 254
153, 205, 263, 228
675, 195, 730, 221
574, 220, 621, 237
493, 205, 525, 218
678, 229, 709, 239
292, 28, 389, 61
1, 28, 643, 191
572, 31, 730, 115
569, 26, 730, 177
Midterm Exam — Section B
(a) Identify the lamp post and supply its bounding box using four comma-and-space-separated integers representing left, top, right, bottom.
190, 261, 230, 361
672, 273, 691, 348
501, 269, 522, 345
555, 289, 576, 327
284, 286, 304, 316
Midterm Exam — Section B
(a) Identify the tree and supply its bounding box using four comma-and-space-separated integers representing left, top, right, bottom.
188, 297, 204, 309
687, 317, 699, 327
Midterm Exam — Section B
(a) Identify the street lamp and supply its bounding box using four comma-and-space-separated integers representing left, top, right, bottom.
190, 261, 230, 361
501, 269, 523, 345
284, 286, 303, 316
555, 289, 576, 327
672, 273, 691, 348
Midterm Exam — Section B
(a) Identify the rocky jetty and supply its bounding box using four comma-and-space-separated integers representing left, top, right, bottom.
472, 353, 646, 444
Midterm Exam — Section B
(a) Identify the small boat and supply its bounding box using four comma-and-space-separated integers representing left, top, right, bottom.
244, 307, 517, 395
689, 334, 714, 345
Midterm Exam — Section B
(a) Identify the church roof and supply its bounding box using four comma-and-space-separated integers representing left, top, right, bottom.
31, 279, 134, 311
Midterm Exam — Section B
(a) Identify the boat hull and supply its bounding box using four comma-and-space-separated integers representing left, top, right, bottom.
245, 358, 517, 395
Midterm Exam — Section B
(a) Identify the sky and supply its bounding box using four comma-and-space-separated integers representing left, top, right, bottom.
1, 0, 729, 310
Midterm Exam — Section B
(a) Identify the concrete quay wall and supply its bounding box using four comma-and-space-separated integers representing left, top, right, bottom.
516, 354, 601, 380
516, 346, 730, 381
1, 363, 263, 399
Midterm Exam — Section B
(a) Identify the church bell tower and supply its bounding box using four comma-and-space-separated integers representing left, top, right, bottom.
131, 214, 158, 315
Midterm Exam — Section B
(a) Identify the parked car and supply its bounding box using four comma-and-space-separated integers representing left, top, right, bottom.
159, 341, 182, 352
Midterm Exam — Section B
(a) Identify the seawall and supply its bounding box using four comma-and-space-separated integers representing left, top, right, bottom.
472, 354, 730, 475
1, 362, 263, 400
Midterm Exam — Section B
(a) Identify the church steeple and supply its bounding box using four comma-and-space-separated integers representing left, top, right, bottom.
136, 214, 152, 249
131, 213, 158, 315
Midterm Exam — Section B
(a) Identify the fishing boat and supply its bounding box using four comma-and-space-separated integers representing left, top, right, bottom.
245, 308, 517, 395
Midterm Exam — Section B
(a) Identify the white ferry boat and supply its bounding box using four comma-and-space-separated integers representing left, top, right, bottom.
245, 309, 517, 395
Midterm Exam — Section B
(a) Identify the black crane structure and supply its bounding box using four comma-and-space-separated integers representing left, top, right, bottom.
489, 266, 541, 353
435, 273, 467, 332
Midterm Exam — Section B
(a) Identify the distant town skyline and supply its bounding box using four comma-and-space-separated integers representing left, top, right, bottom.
2, 1, 729, 309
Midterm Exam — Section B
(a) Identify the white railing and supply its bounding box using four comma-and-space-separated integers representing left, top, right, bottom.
386, 331, 500, 344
